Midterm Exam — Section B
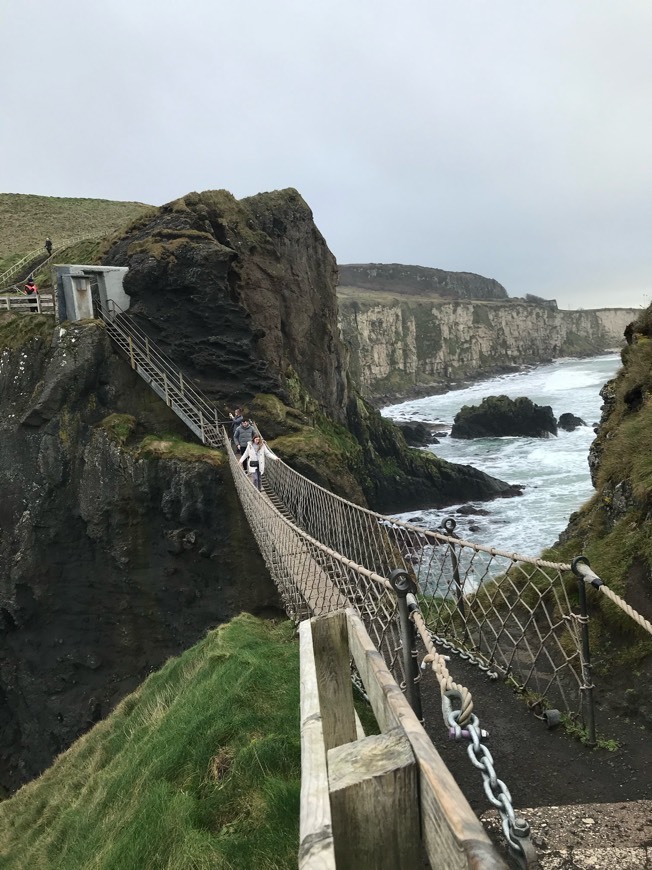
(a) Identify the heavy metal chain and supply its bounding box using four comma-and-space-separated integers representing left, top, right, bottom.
448, 710, 539, 868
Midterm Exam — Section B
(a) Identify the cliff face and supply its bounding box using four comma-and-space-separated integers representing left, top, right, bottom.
338, 298, 639, 402
104, 189, 348, 423
553, 309, 652, 724
0, 316, 277, 794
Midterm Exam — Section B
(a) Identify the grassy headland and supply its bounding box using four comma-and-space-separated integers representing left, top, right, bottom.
0, 193, 153, 273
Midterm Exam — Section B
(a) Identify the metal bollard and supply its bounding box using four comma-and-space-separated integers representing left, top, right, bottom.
390, 568, 424, 722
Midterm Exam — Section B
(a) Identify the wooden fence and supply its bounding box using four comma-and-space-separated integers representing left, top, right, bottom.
299, 609, 507, 869
0, 293, 55, 313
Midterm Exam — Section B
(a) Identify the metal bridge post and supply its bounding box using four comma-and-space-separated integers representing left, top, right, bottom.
163, 372, 170, 405
390, 568, 423, 722
199, 410, 205, 443
571, 556, 597, 747
179, 371, 185, 395
443, 518, 468, 639
145, 336, 151, 361
128, 335, 135, 370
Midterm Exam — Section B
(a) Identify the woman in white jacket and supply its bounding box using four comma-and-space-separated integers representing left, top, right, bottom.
239, 434, 277, 491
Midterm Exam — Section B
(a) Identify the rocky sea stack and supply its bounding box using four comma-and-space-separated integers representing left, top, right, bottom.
451, 395, 558, 439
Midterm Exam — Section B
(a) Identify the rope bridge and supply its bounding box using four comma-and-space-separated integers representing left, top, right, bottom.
93, 298, 652, 728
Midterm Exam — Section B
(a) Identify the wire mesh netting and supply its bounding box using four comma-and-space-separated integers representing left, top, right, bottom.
263, 453, 585, 719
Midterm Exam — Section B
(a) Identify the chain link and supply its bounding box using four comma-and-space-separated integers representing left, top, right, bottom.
430, 631, 501, 680
448, 709, 536, 868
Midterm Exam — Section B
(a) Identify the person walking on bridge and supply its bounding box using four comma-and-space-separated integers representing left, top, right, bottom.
45, 237, 53, 256
233, 417, 257, 454
239, 434, 277, 491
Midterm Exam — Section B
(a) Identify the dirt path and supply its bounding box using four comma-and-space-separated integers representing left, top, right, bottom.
418, 653, 652, 814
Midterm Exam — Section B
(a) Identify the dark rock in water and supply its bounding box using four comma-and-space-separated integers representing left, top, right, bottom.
558, 412, 586, 431
396, 421, 440, 446
456, 505, 490, 516
451, 395, 558, 439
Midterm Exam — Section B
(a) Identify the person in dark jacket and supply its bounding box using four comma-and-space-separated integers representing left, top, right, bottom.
45, 238, 53, 256
233, 418, 257, 454
229, 408, 244, 437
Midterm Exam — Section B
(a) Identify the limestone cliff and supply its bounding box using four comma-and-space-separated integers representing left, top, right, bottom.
338, 296, 639, 403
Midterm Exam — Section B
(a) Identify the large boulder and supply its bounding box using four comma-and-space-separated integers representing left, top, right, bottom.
451, 395, 558, 439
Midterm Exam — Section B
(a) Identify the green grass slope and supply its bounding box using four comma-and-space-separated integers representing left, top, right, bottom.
0, 615, 301, 870
0, 193, 153, 270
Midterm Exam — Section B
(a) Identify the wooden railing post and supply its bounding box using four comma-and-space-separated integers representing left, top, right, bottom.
328, 730, 420, 870
311, 611, 357, 751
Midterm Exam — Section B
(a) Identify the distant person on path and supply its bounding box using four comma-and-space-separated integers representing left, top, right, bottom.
45, 238, 53, 256
233, 418, 257, 454
23, 277, 38, 311
239, 434, 277, 491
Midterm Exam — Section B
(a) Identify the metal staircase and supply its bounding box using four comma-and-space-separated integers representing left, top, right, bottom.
96, 299, 225, 448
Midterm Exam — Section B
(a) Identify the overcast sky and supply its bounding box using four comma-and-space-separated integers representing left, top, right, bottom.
3, 0, 651, 309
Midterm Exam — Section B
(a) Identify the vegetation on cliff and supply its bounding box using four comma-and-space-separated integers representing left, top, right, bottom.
549, 317, 652, 703
0, 193, 153, 273
0, 615, 302, 869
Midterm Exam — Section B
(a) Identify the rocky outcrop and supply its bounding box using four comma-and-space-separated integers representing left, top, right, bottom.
0, 317, 277, 794
558, 412, 586, 431
338, 295, 639, 403
338, 263, 509, 301
0, 191, 529, 794
104, 189, 348, 423
451, 396, 558, 439
100, 190, 521, 514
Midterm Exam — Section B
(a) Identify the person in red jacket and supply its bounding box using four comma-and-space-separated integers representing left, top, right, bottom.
24, 277, 38, 311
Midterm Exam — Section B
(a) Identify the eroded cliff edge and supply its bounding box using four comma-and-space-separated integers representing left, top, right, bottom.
338, 272, 638, 403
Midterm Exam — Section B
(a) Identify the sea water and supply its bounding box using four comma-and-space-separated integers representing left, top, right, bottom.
382, 354, 622, 558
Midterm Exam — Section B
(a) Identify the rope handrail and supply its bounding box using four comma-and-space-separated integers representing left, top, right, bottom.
573, 558, 652, 637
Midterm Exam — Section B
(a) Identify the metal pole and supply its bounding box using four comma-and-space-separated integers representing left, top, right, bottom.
443, 518, 469, 643
571, 556, 597, 747
390, 568, 423, 722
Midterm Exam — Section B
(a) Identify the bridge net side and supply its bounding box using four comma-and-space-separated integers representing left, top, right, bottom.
264, 456, 585, 719
227, 444, 406, 688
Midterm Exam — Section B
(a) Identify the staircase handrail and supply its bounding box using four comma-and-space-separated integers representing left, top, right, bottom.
97, 299, 227, 442
0, 233, 104, 288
